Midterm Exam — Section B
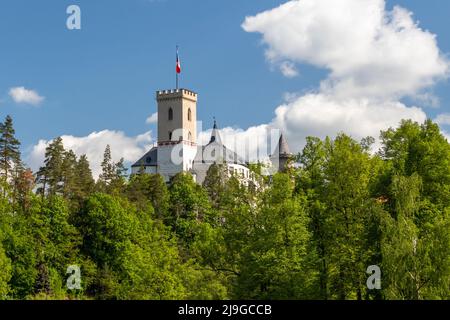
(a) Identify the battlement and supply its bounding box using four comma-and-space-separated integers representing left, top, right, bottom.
156, 88, 198, 101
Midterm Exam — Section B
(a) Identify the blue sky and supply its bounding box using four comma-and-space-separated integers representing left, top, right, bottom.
1, 0, 449, 175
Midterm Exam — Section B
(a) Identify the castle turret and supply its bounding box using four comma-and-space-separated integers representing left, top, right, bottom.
271, 133, 293, 173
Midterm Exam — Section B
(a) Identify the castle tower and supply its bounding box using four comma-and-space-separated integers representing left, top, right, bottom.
270, 133, 293, 173
156, 88, 198, 182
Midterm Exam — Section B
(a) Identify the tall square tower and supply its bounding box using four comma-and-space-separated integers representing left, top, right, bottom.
156, 89, 198, 181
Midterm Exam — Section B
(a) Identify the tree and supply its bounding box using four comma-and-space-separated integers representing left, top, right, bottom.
0, 243, 12, 299
61, 150, 77, 200
296, 136, 329, 298
12, 168, 34, 213
203, 163, 229, 209
234, 173, 314, 299
127, 173, 169, 218
98, 146, 127, 195
381, 119, 450, 208
28, 196, 81, 297
72, 155, 95, 205
77, 193, 191, 300
98, 145, 115, 190
36, 137, 66, 197
168, 173, 212, 242
381, 174, 450, 299
0, 115, 21, 181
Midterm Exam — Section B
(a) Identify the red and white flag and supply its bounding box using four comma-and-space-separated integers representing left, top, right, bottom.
176, 48, 181, 74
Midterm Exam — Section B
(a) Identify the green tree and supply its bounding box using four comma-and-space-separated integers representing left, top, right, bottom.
127, 173, 169, 218
203, 163, 229, 209
0, 115, 21, 181
234, 173, 314, 299
98, 146, 127, 195
72, 154, 95, 206
381, 119, 450, 207
168, 173, 212, 243
381, 174, 450, 299
0, 242, 12, 299
36, 137, 66, 197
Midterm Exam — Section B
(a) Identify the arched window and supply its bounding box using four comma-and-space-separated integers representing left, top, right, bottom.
169, 131, 173, 140
188, 131, 192, 141
188, 108, 192, 121
168, 108, 173, 121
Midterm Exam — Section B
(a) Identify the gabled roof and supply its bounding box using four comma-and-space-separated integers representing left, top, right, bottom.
131, 147, 158, 167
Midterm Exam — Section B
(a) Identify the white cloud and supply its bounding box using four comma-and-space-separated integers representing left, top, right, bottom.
225, 0, 450, 156
146, 112, 158, 124
434, 113, 450, 126
242, 0, 449, 100
279, 61, 299, 78
270, 94, 426, 152
9, 87, 45, 106
27, 130, 154, 179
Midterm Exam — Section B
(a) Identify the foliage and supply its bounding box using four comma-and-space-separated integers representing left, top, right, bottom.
0, 115, 449, 300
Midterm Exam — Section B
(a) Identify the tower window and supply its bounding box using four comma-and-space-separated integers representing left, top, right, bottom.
188, 108, 192, 121
169, 131, 173, 140
188, 131, 192, 141
168, 108, 173, 121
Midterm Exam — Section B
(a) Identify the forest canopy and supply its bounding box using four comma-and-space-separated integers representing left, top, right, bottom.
0, 115, 449, 300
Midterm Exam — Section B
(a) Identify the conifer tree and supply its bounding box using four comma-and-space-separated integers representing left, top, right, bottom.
36, 137, 66, 196
99, 145, 115, 186
0, 115, 21, 181
73, 155, 95, 202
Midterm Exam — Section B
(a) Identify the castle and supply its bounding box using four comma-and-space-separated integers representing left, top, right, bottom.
131, 88, 292, 184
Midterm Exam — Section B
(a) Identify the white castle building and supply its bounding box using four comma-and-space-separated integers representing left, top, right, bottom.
131, 88, 291, 184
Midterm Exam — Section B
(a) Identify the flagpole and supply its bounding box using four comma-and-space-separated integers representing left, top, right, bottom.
176, 45, 179, 90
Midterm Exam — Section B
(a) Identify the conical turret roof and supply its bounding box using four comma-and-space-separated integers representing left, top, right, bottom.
278, 133, 291, 156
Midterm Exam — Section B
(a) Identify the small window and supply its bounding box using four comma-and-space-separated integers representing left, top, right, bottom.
169, 131, 173, 140
168, 108, 173, 121
146, 157, 152, 163
188, 131, 192, 141
188, 108, 192, 121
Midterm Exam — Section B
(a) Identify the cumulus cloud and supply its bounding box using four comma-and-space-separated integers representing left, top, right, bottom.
223, 0, 450, 156
27, 130, 154, 179
9, 87, 45, 106
279, 61, 299, 78
146, 112, 158, 124
434, 113, 450, 126
242, 0, 449, 99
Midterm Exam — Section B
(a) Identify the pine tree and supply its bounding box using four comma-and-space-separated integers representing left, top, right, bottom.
12, 168, 35, 212
61, 150, 77, 199
36, 137, 66, 197
98, 146, 128, 194
99, 145, 114, 186
0, 115, 21, 181
73, 155, 95, 202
